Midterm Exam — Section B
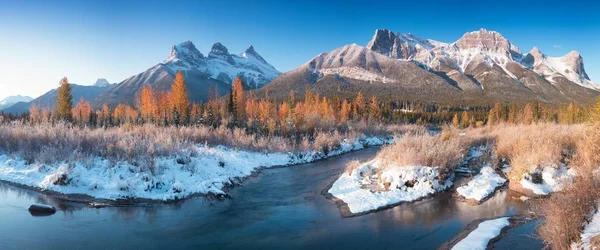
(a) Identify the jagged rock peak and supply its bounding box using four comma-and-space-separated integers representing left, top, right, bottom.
455, 28, 521, 58
243, 45, 268, 64
210, 42, 229, 56
167, 41, 204, 64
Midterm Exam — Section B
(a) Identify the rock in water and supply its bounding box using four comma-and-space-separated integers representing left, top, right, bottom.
28, 204, 57, 216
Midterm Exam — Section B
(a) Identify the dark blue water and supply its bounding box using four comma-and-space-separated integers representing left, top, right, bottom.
0, 148, 541, 249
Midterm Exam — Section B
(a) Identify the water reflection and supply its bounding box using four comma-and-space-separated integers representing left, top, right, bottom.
0, 148, 541, 250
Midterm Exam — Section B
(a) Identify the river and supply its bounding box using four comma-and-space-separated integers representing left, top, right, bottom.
0, 147, 543, 249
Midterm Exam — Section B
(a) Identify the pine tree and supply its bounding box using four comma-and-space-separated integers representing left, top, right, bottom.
170, 71, 189, 124
56, 77, 73, 121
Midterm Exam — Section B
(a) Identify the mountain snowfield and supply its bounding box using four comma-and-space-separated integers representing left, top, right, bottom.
93, 41, 280, 108
0, 95, 33, 111
264, 28, 598, 105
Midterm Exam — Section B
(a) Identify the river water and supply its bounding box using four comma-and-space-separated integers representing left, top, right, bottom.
0, 147, 543, 249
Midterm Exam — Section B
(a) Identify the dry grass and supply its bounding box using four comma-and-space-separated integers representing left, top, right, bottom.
465, 123, 586, 181
0, 121, 409, 165
537, 173, 600, 250
535, 123, 600, 249
377, 127, 466, 179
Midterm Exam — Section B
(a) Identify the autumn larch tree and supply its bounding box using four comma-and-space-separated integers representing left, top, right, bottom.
170, 71, 189, 124
138, 85, 157, 122
228, 76, 245, 121
56, 77, 73, 121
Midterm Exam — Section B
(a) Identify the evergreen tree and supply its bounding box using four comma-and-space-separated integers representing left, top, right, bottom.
56, 77, 73, 121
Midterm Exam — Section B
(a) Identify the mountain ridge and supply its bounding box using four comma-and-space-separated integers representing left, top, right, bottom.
261, 28, 597, 105
93, 41, 280, 108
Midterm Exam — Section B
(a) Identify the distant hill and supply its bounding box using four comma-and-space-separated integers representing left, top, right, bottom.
0, 95, 33, 111
4, 83, 113, 114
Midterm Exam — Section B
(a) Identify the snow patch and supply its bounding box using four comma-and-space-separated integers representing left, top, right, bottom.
452, 217, 510, 250
456, 166, 506, 202
519, 166, 576, 195
329, 160, 453, 214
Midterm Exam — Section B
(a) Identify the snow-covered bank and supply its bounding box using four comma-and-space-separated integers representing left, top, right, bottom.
328, 159, 453, 214
519, 166, 576, 195
456, 166, 506, 203
451, 217, 510, 250
572, 205, 600, 250
0, 136, 389, 201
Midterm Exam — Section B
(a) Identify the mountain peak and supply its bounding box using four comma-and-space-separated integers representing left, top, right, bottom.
242, 45, 268, 64
210, 42, 229, 56
94, 78, 111, 87
455, 28, 521, 59
167, 41, 204, 64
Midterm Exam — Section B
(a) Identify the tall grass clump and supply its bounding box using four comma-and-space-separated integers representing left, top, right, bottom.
486, 123, 585, 181
377, 127, 466, 180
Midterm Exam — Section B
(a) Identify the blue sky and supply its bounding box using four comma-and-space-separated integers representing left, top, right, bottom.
0, 0, 599, 100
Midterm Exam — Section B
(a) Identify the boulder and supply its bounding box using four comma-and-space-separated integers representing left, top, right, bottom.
28, 204, 56, 216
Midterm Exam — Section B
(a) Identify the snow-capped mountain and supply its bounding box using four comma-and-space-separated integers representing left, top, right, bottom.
94, 41, 280, 107
0, 95, 33, 111
367, 28, 596, 90
263, 28, 597, 105
93, 78, 113, 87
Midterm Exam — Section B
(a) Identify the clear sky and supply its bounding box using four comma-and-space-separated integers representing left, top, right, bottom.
1, 0, 599, 100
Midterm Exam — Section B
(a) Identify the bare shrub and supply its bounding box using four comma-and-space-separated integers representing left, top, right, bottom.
537, 173, 600, 250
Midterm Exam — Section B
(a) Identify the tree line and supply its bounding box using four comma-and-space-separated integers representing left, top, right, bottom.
12, 71, 600, 133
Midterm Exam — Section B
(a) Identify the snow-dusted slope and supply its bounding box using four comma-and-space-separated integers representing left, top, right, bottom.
0, 95, 33, 110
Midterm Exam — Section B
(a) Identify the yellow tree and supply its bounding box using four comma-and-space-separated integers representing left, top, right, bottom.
72, 97, 91, 124
591, 96, 600, 123
138, 85, 157, 122
461, 111, 469, 128
452, 113, 460, 127
339, 99, 350, 124
29, 103, 40, 123
355, 92, 365, 117
56, 77, 73, 121
522, 104, 533, 125
369, 96, 380, 120
170, 71, 189, 122
113, 104, 126, 124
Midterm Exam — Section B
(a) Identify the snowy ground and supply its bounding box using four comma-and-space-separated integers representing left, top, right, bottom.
451, 217, 510, 250
328, 159, 453, 214
573, 204, 600, 250
519, 166, 576, 195
456, 166, 506, 202
0, 136, 389, 201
